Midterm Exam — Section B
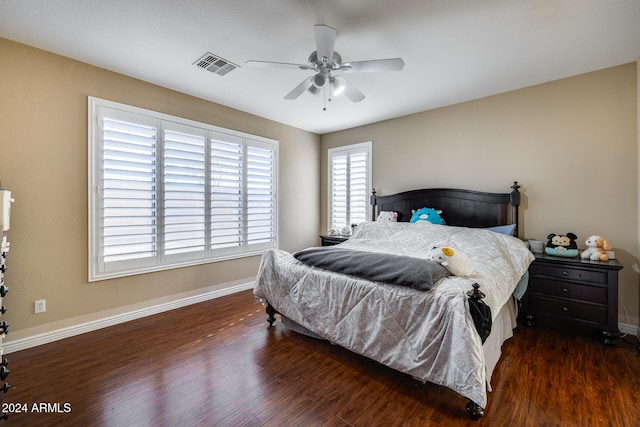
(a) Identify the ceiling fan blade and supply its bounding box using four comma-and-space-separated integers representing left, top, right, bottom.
314, 25, 336, 63
284, 77, 314, 100
342, 58, 405, 73
246, 60, 314, 71
334, 75, 365, 102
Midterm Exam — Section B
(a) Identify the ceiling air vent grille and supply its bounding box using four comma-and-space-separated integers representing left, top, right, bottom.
194, 53, 239, 76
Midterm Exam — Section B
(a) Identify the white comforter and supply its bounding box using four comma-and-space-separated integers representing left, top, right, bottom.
253, 221, 534, 407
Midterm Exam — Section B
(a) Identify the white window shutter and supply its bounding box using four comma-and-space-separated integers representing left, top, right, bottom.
328, 142, 371, 231
101, 117, 158, 263
89, 97, 278, 281
246, 144, 276, 248
163, 125, 206, 256
330, 155, 348, 230
210, 133, 244, 252
348, 152, 368, 225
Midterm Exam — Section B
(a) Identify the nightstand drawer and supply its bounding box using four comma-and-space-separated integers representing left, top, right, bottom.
529, 295, 607, 324
529, 279, 607, 303
529, 263, 607, 284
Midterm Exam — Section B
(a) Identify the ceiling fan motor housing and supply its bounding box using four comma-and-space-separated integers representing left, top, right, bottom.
308, 51, 342, 70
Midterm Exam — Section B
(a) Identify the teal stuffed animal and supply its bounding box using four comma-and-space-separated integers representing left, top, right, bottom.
410, 208, 445, 224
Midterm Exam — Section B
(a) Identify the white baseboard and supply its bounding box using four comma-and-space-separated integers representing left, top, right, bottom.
2, 279, 255, 354
619, 322, 638, 337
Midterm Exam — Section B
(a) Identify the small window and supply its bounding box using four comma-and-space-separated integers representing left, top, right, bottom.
328, 142, 372, 230
88, 97, 278, 281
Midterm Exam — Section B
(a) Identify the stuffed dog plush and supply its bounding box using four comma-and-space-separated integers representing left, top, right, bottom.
580, 235, 612, 261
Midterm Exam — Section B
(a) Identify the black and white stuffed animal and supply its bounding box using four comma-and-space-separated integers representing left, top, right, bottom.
545, 233, 579, 257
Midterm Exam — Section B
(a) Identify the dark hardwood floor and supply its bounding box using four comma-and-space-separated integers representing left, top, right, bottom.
3, 289, 640, 426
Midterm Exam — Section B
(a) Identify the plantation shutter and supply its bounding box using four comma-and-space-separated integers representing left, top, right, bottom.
348, 151, 368, 225
246, 143, 276, 248
328, 142, 371, 231
101, 114, 158, 266
163, 124, 206, 257
210, 132, 244, 253
329, 154, 348, 230
89, 97, 278, 281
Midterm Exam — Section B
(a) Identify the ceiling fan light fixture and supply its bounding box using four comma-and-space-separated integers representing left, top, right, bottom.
313, 73, 327, 88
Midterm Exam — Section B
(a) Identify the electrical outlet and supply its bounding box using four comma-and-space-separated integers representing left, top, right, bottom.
35, 299, 46, 314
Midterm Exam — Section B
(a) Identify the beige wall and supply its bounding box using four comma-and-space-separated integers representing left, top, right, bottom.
321, 63, 639, 327
0, 38, 320, 338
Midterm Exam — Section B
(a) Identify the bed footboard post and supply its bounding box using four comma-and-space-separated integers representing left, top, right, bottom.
467, 283, 492, 344
370, 188, 377, 221
266, 302, 278, 326
467, 283, 485, 301
466, 400, 485, 419
510, 181, 520, 237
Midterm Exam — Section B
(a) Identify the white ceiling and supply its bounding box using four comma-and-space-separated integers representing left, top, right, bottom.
1, 0, 639, 134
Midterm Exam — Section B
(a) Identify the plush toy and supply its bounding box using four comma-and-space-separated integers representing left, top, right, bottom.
377, 211, 398, 222
410, 208, 445, 225
428, 246, 474, 277
580, 235, 612, 261
545, 233, 579, 257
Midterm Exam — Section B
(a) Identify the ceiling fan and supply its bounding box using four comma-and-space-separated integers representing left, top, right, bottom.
246, 25, 404, 104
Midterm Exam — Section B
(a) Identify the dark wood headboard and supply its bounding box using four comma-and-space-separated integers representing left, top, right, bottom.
370, 181, 521, 236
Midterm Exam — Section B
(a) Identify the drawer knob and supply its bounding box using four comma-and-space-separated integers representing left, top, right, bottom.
561, 271, 568, 277
562, 288, 569, 293
562, 306, 569, 312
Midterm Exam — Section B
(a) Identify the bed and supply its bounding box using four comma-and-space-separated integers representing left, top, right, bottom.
253, 182, 534, 419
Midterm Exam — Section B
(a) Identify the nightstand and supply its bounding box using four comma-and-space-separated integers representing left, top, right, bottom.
521, 253, 623, 345
319, 235, 349, 246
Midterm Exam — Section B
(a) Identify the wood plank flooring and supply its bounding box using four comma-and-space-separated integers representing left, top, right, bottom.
3, 289, 640, 426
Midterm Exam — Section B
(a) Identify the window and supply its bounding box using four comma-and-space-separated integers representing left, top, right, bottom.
328, 142, 372, 230
88, 97, 277, 281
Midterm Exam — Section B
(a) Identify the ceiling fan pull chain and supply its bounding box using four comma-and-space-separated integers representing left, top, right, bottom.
323, 86, 327, 111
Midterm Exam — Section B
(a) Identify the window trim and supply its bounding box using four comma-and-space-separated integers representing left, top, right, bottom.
88, 96, 278, 282
327, 141, 372, 231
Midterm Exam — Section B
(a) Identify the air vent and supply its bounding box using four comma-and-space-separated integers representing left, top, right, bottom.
194, 53, 239, 76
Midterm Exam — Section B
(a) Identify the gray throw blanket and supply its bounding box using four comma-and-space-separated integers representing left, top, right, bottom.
293, 247, 451, 291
